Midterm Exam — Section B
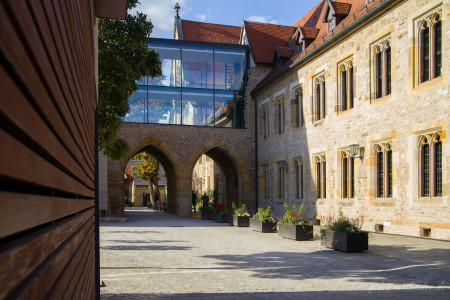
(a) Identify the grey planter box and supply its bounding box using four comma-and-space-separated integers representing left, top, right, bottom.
278, 223, 313, 241
201, 211, 214, 220
321, 230, 368, 252
214, 212, 230, 223
230, 215, 250, 227
249, 218, 276, 233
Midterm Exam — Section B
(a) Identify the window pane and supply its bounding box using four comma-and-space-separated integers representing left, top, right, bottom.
434, 21, 442, 78
422, 27, 430, 83
343, 157, 348, 198
349, 67, 353, 109
214, 90, 235, 128
387, 150, 392, 197
350, 157, 354, 198
147, 86, 181, 124
376, 52, 383, 98
123, 85, 146, 123
377, 151, 384, 197
148, 43, 181, 87
182, 89, 213, 126
342, 70, 347, 111
386, 47, 391, 95
317, 162, 321, 198
214, 49, 246, 90
435, 141, 442, 196
182, 46, 213, 89
423, 144, 430, 196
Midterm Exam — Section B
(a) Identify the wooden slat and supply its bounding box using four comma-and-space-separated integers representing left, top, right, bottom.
0, 192, 94, 239
15, 219, 95, 300
68, 240, 96, 299
0, 209, 94, 299
0, 65, 94, 186
41, 0, 95, 155
0, 2, 95, 175
48, 233, 95, 299
0, 128, 94, 197
8, 0, 95, 165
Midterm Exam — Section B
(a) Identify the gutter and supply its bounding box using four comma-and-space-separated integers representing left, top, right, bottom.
251, 0, 401, 97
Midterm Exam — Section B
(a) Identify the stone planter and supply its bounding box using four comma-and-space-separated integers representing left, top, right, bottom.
278, 223, 313, 241
320, 230, 368, 252
249, 218, 276, 233
201, 211, 214, 220
230, 215, 250, 227
214, 212, 230, 223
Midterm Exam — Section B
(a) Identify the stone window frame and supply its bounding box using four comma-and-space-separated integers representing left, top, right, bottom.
339, 150, 355, 199
415, 7, 443, 85
370, 35, 392, 100
336, 57, 354, 113
292, 157, 304, 200
260, 104, 269, 140
418, 131, 443, 197
290, 85, 304, 128
374, 142, 393, 198
314, 154, 327, 199
312, 73, 326, 123
274, 95, 285, 134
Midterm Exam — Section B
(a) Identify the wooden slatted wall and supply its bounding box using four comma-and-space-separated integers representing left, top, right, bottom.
0, 0, 96, 299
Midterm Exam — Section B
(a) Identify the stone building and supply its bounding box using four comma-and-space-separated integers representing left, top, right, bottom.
192, 154, 225, 204
251, 0, 449, 240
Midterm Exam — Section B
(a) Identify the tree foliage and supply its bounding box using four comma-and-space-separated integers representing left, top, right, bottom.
133, 152, 159, 182
98, 0, 162, 160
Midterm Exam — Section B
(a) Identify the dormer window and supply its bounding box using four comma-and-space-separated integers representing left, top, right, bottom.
295, 26, 319, 52
323, 0, 352, 33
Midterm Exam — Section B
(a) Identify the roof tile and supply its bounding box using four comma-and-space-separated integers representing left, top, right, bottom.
180, 20, 241, 44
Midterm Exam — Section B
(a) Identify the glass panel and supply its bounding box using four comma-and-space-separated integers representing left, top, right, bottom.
387, 150, 392, 197
317, 162, 321, 198
343, 157, 348, 198
350, 157, 354, 198
349, 68, 353, 109
422, 27, 430, 83
182, 46, 214, 89
123, 85, 147, 123
376, 52, 382, 98
136, 76, 147, 85
182, 89, 213, 126
214, 49, 246, 90
342, 70, 347, 111
214, 90, 235, 128
386, 47, 391, 95
148, 43, 181, 87
435, 141, 442, 196
147, 86, 181, 124
423, 144, 430, 196
377, 151, 384, 197
434, 21, 442, 78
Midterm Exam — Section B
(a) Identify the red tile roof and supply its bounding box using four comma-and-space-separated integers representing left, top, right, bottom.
244, 21, 296, 65
299, 27, 320, 40
277, 47, 295, 58
331, 2, 353, 16
252, 0, 386, 95
180, 19, 241, 44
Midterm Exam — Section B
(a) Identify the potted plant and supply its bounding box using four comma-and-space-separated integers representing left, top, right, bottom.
319, 209, 368, 252
278, 203, 313, 241
199, 203, 214, 220
250, 207, 276, 233
230, 203, 250, 227
214, 203, 230, 223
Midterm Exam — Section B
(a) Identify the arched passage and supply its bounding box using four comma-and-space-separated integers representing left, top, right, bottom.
189, 144, 248, 210
121, 138, 181, 215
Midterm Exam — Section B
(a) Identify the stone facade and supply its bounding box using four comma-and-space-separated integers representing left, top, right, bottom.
254, 0, 450, 239
192, 154, 225, 203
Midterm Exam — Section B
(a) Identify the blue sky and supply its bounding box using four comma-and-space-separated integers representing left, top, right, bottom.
131, 0, 319, 39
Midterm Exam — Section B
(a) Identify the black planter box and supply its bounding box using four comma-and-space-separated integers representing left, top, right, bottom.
214, 212, 230, 223
278, 223, 313, 241
230, 215, 250, 227
201, 211, 214, 220
321, 230, 368, 252
249, 218, 276, 233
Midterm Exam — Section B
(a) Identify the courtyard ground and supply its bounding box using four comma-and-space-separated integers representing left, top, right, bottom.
100, 208, 450, 299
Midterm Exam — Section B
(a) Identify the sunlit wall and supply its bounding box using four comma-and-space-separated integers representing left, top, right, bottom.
123, 38, 248, 128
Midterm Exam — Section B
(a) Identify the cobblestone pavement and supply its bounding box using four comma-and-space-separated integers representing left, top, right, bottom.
100, 208, 450, 299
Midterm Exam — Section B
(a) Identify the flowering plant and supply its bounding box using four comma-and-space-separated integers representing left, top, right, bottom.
253, 206, 275, 222
199, 203, 213, 212
319, 208, 364, 235
278, 203, 311, 226
158, 203, 167, 212
231, 203, 250, 217
214, 203, 229, 215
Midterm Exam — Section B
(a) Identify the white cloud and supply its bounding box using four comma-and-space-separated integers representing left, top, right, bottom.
130, 0, 190, 38
197, 14, 206, 21
196, 8, 211, 22
247, 16, 278, 24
